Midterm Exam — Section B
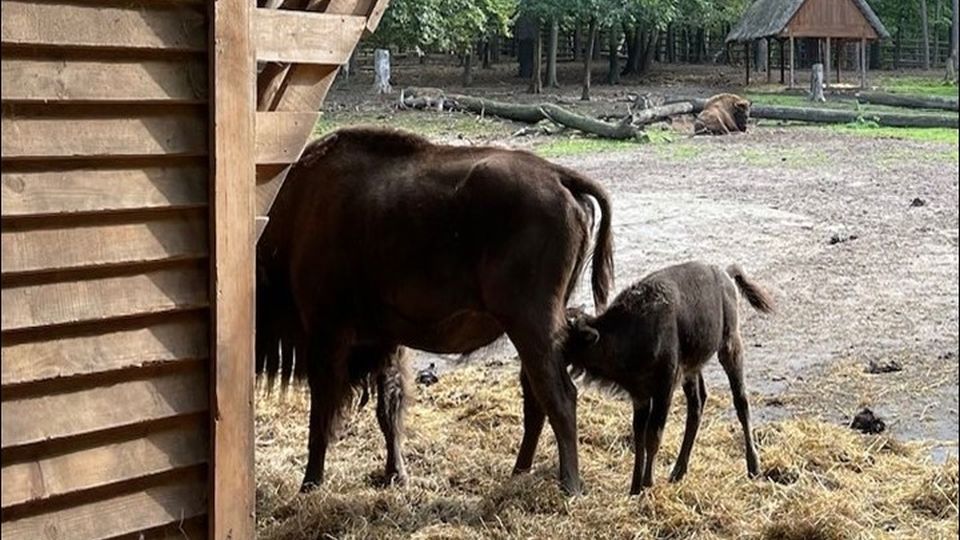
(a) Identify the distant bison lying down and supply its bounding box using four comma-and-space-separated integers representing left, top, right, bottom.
694, 93, 751, 135
257, 127, 613, 495
562, 261, 775, 493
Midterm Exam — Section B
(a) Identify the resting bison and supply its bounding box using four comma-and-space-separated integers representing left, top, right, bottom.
694, 93, 751, 135
562, 261, 775, 493
257, 127, 614, 494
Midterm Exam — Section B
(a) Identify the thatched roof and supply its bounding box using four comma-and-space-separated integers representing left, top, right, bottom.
725, 0, 891, 43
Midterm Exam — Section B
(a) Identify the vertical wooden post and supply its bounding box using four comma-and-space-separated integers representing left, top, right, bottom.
789, 35, 795, 88
209, 0, 255, 537
824, 37, 831, 87
836, 39, 842, 83
745, 42, 751, 86
860, 38, 868, 88
780, 38, 785, 83
766, 37, 772, 83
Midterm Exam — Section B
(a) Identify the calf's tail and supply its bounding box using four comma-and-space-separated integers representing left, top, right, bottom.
726, 264, 776, 314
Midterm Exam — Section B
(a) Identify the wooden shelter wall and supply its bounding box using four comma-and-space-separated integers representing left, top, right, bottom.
786, 0, 878, 39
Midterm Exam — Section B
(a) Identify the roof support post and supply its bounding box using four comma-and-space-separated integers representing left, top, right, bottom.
789, 35, 795, 88
824, 37, 831, 87
859, 38, 868, 88
745, 41, 751, 86
780, 38, 785, 84
766, 37, 772, 82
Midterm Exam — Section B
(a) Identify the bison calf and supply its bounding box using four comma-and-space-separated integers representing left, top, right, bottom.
562, 261, 775, 493
694, 93, 751, 135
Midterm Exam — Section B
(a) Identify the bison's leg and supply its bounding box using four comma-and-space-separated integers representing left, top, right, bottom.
376, 348, 410, 485
638, 366, 675, 491
512, 367, 546, 474
301, 332, 353, 492
718, 334, 760, 477
669, 373, 706, 483
630, 398, 651, 494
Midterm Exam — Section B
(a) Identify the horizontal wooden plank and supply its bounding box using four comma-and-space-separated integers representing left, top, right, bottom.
1, 370, 207, 449
0, 1, 205, 52
1, 115, 207, 160
2, 215, 208, 275
255, 112, 318, 164
253, 9, 365, 64
1, 58, 208, 103
1, 316, 207, 386
2, 423, 206, 507
1, 265, 208, 331
1, 166, 207, 217
1, 476, 206, 539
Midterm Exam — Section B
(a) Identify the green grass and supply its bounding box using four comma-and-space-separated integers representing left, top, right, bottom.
533, 137, 641, 158
827, 122, 960, 145
874, 75, 960, 98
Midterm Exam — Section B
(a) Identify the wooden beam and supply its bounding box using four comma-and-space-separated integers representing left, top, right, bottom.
745, 42, 751, 86
1, 265, 209, 331
1, 58, 208, 104
1, 370, 207, 449
1, 477, 206, 539
253, 9, 366, 64
256, 164, 291, 217
860, 38, 868, 88
365, 0, 391, 33
789, 35, 795, 89
1, 166, 207, 217
209, 0, 255, 537
0, 1, 205, 52
780, 39, 785, 84
270, 64, 339, 112
825, 37, 831, 87
256, 112, 320, 165
1, 215, 208, 275
766, 37, 772, 83
2, 315, 207, 386
1, 115, 207, 160
2, 422, 207, 507
255, 217, 269, 242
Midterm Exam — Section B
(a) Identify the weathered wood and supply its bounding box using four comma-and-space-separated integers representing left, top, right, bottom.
1, 166, 207, 217
210, 0, 256, 537
1, 215, 208, 275
1, 58, 208, 104
1, 265, 209, 331
1, 477, 206, 540
810, 63, 826, 102
2, 423, 207, 507
1, 370, 207, 449
373, 48, 392, 93
270, 64, 339, 111
256, 164, 292, 217
629, 101, 696, 124
1, 116, 207, 160
789, 35, 796, 88
540, 104, 645, 140
855, 91, 959, 111
825, 37, 832, 86
786, 0, 879, 40
751, 104, 959, 128
1, 316, 207, 386
253, 9, 365, 64
256, 112, 320, 164
860, 38, 868, 88
0, 2, 205, 52
255, 216, 269, 242
365, 0, 390, 33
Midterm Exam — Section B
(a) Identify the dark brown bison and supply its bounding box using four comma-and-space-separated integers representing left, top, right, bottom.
562, 261, 774, 493
257, 127, 614, 494
694, 93, 751, 135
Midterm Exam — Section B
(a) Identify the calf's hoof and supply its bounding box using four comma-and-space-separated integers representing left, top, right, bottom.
299, 479, 322, 494
560, 477, 586, 496
668, 467, 687, 483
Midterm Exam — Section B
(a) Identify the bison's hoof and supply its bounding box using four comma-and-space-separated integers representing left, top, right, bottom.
299, 480, 322, 494
561, 478, 586, 496
668, 468, 687, 483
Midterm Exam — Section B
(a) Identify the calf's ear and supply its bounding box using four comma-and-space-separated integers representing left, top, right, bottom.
573, 320, 600, 345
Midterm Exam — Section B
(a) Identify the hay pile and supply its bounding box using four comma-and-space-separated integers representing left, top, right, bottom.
256, 362, 958, 539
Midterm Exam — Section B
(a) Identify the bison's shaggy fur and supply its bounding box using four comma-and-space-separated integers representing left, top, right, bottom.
694, 93, 751, 135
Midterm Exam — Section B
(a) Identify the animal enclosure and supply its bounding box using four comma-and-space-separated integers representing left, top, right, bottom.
0, 0, 385, 537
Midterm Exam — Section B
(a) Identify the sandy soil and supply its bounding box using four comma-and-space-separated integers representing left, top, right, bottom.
404, 126, 959, 460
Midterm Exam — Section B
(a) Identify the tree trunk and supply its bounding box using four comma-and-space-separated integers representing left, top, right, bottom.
608, 28, 621, 84
755, 38, 768, 72
547, 18, 560, 87
573, 22, 583, 62
810, 63, 825, 101
921, 0, 932, 70
482, 38, 491, 69
895, 21, 903, 70
934, 0, 943, 66
491, 33, 501, 64
639, 30, 659, 74
856, 91, 958, 110
517, 15, 536, 78
667, 24, 676, 63
582, 18, 598, 100
373, 48, 391, 93
950, 0, 960, 81
530, 21, 543, 94
463, 49, 474, 86
623, 25, 639, 75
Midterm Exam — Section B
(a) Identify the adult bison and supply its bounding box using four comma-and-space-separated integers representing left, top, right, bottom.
257, 127, 613, 495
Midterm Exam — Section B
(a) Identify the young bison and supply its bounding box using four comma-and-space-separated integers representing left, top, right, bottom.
693, 93, 751, 135
562, 261, 775, 493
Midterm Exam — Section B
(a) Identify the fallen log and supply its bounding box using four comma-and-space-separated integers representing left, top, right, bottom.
539, 104, 645, 140
750, 105, 959, 128
855, 91, 959, 112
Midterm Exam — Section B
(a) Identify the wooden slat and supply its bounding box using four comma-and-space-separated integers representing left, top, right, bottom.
210, 0, 256, 537
255, 112, 318, 164
255, 216, 269, 242
1, 115, 207, 160
365, 0, 390, 33
1, 214, 208, 275
1, 316, 207, 386
1, 166, 207, 217
253, 9, 366, 64
255, 164, 290, 217
2, 423, 207, 507
1, 477, 206, 540
1, 370, 207, 449
1, 265, 208, 331
1, 58, 208, 104
0, 1, 206, 52
271, 64, 338, 112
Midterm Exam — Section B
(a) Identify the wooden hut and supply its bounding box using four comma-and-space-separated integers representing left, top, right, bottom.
725, 0, 890, 88
1, 0, 386, 537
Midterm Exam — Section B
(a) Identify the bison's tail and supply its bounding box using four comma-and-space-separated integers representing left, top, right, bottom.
255, 257, 306, 395
726, 264, 776, 315
560, 171, 614, 311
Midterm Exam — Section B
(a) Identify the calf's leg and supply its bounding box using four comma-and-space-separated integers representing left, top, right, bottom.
638, 376, 675, 492
513, 368, 546, 474
669, 373, 705, 483
718, 335, 760, 477
630, 398, 651, 494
